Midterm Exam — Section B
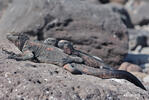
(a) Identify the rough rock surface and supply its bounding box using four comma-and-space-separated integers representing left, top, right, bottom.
0, 0, 129, 68
125, 29, 149, 66
0, 48, 149, 100
143, 75, 149, 83
119, 62, 143, 72
141, 63, 149, 74
1, 0, 149, 99
125, 0, 149, 25
124, 54, 149, 65
0, 32, 148, 100
0, 0, 11, 18
128, 29, 149, 51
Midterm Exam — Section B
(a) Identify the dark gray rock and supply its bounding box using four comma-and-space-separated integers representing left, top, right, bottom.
0, 0, 149, 99
0, 50, 149, 100
0, 0, 129, 68
124, 53, 149, 65
0, 23, 148, 100
128, 29, 149, 51
99, 0, 109, 4
0, 0, 9, 10
0, 0, 12, 18
106, 3, 133, 28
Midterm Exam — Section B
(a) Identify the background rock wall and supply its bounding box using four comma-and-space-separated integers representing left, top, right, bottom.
0, 0, 129, 68
0, 0, 149, 99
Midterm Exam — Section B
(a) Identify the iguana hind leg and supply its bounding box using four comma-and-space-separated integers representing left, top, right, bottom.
62, 56, 83, 65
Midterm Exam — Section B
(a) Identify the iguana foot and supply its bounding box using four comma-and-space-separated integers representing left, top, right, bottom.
6, 50, 34, 61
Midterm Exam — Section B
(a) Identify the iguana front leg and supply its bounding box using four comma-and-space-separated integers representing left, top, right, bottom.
8, 50, 34, 61
69, 56, 84, 63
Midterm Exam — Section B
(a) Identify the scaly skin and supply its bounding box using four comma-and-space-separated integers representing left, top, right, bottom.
6, 33, 83, 66
64, 63, 146, 91
57, 40, 147, 91
6, 33, 147, 90
58, 40, 108, 68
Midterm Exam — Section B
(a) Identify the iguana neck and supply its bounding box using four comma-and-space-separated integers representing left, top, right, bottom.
16, 34, 29, 51
18, 39, 28, 51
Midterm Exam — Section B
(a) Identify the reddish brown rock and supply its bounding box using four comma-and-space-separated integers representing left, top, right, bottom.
119, 62, 143, 72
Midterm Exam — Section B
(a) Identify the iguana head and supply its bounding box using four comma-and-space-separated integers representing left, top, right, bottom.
44, 38, 58, 46
7, 33, 29, 51
58, 40, 74, 54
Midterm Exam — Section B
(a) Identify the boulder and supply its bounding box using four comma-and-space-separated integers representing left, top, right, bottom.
125, 0, 149, 25
0, 0, 129, 68
0, 0, 149, 99
124, 54, 149, 65
128, 29, 149, 51
119, 62, 143, 72
139, 47, 149, 55
0, 49, 148, 100
143, 75, 149, 83
140, 63, 149, 74
105, 3, 133, 28
0, 0, 11, 18
131, 72, 147, 80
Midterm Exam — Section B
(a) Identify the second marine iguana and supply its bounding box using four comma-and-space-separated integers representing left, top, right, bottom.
57, 40, 147, 91
6, 33, 146, 90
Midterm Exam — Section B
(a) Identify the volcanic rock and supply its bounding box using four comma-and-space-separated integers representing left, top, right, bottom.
0, 0, 129, 68
119, 62, 142, 72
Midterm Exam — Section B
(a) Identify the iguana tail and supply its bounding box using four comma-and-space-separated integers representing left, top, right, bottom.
71, 64, 147, 91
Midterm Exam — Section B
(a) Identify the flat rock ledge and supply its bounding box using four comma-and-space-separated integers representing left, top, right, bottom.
0, 50, 149, 100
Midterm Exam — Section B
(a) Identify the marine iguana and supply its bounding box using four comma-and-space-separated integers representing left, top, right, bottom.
6, 33, 83, 66
57, 40, 147, 91
5, 33, 147, 90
